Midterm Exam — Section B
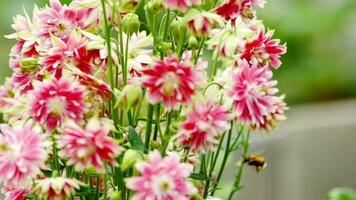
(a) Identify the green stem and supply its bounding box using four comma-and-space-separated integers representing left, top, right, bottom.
163, 9, 171, 41
52, 132, 60, 171
144, 104, 154, 153
153, 104, 161, 141
211, 121, 234, 195
228, 131, 251, 200
160, 111, 173, 154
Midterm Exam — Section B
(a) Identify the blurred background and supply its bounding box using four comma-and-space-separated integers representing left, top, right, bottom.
1, 0, 356, 199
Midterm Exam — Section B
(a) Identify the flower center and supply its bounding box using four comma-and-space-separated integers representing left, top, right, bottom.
152, 176, 175, 196
162, 72, 180, 96
47, 96, 66, 117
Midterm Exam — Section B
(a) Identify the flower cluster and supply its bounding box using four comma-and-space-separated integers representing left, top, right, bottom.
0, 0, 287, 199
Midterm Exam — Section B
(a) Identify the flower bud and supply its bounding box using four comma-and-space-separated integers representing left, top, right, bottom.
116, 84, 142, 110
20, 57, 38, 72
121, 149, 141, 171
159, 41, 172, 52
122, 13, 141, 35
145, 0, 164, 13
110, 191, 122, 200
188, 36, 198, 49
170, 17, 186, 42
85, 167, 102, 176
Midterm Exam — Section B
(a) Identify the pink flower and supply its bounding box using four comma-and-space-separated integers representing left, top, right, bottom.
30, 78, 86, 131
255, 95, 288, 131
185, 10, 225, 37
2, 184, 30, 200
33, 177, 83, 200
37, 0, 88, 39
127, 151, 196, 200
177, 101, 230, 152
163, 0, 201, 12
0, 123, 46, 185
142, 57, 203, 110
77, 73, 112, 99
242, 30, 287, 69
42, 31, 93, 79
228, 60, 278, 127
58, 117, 121, 172
214, 0, 265, 22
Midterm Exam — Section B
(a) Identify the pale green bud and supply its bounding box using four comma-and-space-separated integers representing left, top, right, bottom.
145, 0, 164, 13
188, 36, 199, 49
20, 57, 38, 72
170, 17, 186, 42
110, 191, 122, 200
121, 149, 141, 171
116, 85, 142, 110
122, 13, 141, 35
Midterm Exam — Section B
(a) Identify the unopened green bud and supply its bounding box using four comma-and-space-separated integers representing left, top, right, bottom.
121, 149, 142, 171
20, 57, 38, 72
145, 0, 164, 13
159, 41, 172, 51
110, 191, 122, 200
122, 13, 140, 35
188, 36, 199, 49
170, 17, 186, 42
116, 84, 142, 110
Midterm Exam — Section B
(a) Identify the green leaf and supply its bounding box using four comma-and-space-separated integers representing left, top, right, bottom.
128, 126, 145, 151
325, 188, 356, 200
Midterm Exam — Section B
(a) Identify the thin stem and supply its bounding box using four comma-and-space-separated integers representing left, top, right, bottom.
211, 120, 234, 195
144, 104, 154, 153
160, 111, 173, 154
153, 104, 161, 141
228, 131, 251, 200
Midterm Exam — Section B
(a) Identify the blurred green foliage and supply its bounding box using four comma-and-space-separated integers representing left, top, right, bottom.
325, 188, 356, 200
0, 0, 355, 105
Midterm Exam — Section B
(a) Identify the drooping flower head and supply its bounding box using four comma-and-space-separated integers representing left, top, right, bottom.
242, 30, 287, 69
214, 0, 266, 22
58, 117, 121, 172
127, 151, 196, 200
256, 95, 288, 131
177, 101, 230, 152
228, 60, 278, 128
185, 9, 225, 38
142, 57, 203, 110
163, 0, 201, 12
30, 78, 86, 131
33, 177, 83, 200
0, 123, 47, 185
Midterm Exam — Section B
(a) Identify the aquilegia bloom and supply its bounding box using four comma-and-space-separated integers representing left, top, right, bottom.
33, 177, 83, 200
30, 78, 86, 131
0, 123, 46, 185
58, 117, 121, 172
177, 101, 230, 152
127, 151, 196, 200
142, 57, 203, 110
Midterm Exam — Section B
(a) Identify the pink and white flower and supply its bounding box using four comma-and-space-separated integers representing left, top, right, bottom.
58, 117, 121, 172
163, 0, 201, 12
36, 0, 89, 39
142, 57, 203, 110
33, 177, 83, 200
127, 151, 196, 200
30, 78, 86, 131
214, 0, 266, 22
256, 95, 288, 131
2, 184, 30, 200
228, 60, 278, 128
177, 101, 230, 152
242, 30, 287, 69
42, 31, 93, 78
0, 123, 46, 185
185, 10, 225, 38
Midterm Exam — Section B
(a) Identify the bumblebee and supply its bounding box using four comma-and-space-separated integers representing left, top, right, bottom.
244, 155, 267, 173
